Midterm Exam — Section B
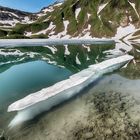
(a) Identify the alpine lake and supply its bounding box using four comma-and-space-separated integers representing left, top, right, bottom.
0, 41, 140, 140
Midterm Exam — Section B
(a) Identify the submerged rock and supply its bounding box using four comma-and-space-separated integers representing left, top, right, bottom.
0, 131, 7, 140
72, 91, 140, 140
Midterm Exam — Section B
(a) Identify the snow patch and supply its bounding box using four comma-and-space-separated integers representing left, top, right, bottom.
97, 2, 109, 15
42, 7, 54, 13
113, 24, 136, 39
75, 8, 81, 21
0, 11, 19, 18
136, 49, 140, 53
83, 45, 91, 52
41, 2, 62, 14
104, 49, 124, 58
0, 49, 24, 56
64, 45, 70, 55
54, 2, 63, 7
76, 53, 81, 65
44, 46, 57, 54
49, 20, 70, 39
0, 49, 40, 66
22, 17, 34, 24
128, 0, 139, 19
87, 13, 91, 19
0, 19, 19, 27
25, 22, 56, 37
79, 24, 92, 39
86, 55, 90, 61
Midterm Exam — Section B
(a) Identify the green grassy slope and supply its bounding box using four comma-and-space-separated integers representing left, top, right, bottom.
1, 0, 140, 39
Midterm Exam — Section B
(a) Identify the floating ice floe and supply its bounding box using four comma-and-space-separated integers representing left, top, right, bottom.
7, 54, 133, 127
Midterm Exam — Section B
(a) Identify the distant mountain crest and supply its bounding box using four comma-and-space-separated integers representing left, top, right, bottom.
0, 6, 36, 27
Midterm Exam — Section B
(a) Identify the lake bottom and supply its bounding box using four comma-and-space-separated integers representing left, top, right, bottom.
7, 73, 140, 140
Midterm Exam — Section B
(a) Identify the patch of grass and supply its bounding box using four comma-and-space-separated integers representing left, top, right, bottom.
9, 21, 50, 36
31, 34, 48, 38
0, 34, 30, 39
0, 30, 8, 37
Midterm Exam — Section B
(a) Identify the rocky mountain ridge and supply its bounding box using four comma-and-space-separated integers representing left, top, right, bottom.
0, 6, 36, 28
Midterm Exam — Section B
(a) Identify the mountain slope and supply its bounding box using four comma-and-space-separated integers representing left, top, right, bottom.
0, 6, 36, 28
0, 0, 140, 40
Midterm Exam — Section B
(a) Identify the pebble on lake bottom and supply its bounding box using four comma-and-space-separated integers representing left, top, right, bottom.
72, 91, 140, 140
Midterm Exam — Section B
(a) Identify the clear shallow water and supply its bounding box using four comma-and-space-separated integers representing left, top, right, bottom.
0, 42, 139, 139
0, 60, 72, 129
0, 43, 114, 129
9, 73, 140, 140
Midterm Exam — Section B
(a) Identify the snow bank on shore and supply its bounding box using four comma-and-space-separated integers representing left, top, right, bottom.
8, 54, 133, 127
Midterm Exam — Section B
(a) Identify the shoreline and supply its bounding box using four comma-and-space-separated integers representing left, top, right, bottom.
0, 39, 115, 47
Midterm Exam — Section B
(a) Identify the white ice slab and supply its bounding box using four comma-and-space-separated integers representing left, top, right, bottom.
7, 54, 133, 127
8, 54, 133, 112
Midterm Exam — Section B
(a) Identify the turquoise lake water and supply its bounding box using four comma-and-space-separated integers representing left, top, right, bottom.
0, 43, 114, 129
0, 42, 139, 139
0, 60, 72, 129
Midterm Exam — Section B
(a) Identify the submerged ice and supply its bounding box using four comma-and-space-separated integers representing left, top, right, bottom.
8, 54, 133, 127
